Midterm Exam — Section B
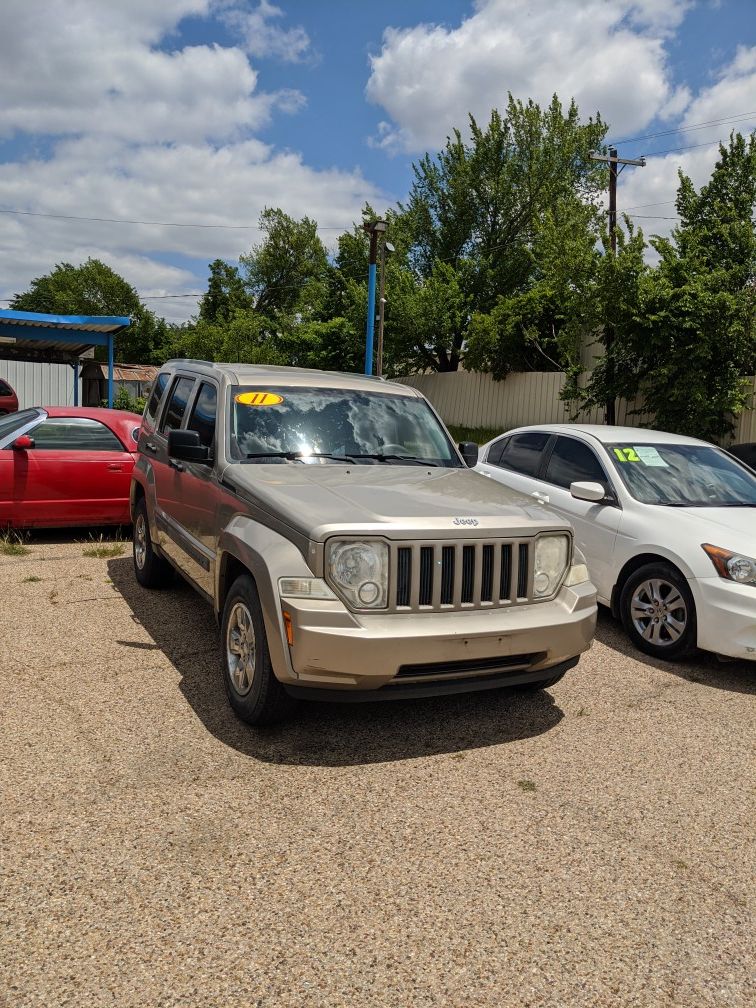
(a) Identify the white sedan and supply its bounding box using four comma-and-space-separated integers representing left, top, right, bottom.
476, 424, 756, 663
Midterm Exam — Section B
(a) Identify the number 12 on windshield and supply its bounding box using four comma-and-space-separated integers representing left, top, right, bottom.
613, 447, 640, 462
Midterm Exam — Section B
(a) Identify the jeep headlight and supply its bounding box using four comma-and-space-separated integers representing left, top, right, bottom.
327, 539, 389, 609
533, 534, 570, 598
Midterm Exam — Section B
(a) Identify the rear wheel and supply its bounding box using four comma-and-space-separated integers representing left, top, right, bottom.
620, 562, 696, 660
221, 574, 294, 726
132, 497, 173, 588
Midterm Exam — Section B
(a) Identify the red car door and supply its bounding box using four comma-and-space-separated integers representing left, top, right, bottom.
12, 416, 135, 527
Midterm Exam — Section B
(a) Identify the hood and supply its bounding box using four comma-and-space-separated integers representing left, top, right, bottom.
223, 463, 569, 541
662, 505, 756, 555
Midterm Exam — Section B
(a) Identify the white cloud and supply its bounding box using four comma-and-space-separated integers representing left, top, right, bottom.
681, 45, 756, 128
366, 0, 692, 153
0, 2, 384, 324
0, 0, 305, 143
613, 46, 756, 252
218, 0, 312, 63
0, 137, 384, 322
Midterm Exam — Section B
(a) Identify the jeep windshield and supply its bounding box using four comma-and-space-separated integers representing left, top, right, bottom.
229, 385, 462, 467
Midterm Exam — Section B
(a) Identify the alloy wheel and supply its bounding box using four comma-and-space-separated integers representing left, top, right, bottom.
134, 514, 147, 570
630, 577, 688, 647
226, 601, 256, 696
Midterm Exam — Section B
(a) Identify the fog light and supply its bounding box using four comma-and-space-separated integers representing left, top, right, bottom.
534, 571, 551, 594
357, 580, 380, 605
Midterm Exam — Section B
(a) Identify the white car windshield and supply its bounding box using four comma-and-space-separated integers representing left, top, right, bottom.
607, 442, 756, 506
229, 386, 461, 467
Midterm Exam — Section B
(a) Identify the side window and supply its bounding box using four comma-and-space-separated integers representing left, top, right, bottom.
160, 377, 195, 434
499, 432, 551, 477
31, 417, 124, 451
143, 372, 170, 426
545, 436, 607, 489
486, 437, 510, 465
0, 380, 12, 396
186, 382, 217, 449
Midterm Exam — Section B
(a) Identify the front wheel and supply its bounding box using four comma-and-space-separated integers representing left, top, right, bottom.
221, 575, 294, 726
620, 562, 697, 660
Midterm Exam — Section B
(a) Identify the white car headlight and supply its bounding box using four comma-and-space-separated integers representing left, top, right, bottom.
533, 534, 570, 597
702, 544, 756, 586
327, 539, 389, 609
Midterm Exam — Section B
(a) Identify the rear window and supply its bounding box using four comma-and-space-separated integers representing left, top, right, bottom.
499, 432, 551, 477
143, 372, 170, 426
160, 377, 195, 434
0, 380, 13, 397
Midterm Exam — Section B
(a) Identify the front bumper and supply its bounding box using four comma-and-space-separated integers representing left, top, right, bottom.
693, 578, 756, 661
275, 581, 597, 695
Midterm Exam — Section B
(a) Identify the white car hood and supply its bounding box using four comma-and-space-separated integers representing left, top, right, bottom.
659, 506, 756, 555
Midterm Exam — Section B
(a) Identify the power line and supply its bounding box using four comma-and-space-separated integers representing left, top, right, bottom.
0, 207, 349, 230
608, 111, 756, 146
634, 136, 751, 158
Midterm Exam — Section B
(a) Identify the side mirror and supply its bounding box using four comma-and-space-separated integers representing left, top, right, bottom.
167, 429, 210, 464
12, 435, 34, 450
458, 441, 479, 467
570, 481, 606, 503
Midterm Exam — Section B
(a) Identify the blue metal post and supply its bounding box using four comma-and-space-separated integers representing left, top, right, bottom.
364, 262, 377, 375
107, 336, 114, 408
73, 360, 79, 406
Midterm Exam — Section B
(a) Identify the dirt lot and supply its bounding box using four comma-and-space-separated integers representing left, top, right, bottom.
1, 536, 754, 1008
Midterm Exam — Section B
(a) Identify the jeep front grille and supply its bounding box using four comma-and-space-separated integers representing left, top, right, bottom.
390, 539, 534, 612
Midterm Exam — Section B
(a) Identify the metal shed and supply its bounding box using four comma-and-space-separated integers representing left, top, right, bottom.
0, 309, 131, 408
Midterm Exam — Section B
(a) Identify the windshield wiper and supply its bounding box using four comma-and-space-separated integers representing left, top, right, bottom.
349, 453, 441, 466
245, 451, 356, 463
654, 500, 756, 507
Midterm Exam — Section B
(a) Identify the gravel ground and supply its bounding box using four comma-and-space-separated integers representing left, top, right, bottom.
1, 536, 754, 1008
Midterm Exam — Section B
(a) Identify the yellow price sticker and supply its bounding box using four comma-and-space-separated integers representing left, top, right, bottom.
235, 391, 284, 407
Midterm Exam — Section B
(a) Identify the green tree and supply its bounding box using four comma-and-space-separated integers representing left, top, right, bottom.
198, 259, 251, 324
384, 96, 608, 373
10, 257, 161, 364
240, 208, 329, 321
584, 133, 756, 440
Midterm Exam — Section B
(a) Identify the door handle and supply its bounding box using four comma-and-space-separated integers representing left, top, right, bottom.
144, 442, 158, 454
107, 464, 123, 471
531, 491, 550, 503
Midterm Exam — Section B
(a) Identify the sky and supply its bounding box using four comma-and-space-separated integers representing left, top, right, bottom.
0, 0, 754, 325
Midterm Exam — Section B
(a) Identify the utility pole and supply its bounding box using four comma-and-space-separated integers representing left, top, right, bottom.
589, 147, 645, 424
376, 241, 394, 378
362, 219, 387, 375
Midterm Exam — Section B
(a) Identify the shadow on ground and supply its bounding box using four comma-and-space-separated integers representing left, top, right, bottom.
595, 607, 755, 695
108, 555, 564, 767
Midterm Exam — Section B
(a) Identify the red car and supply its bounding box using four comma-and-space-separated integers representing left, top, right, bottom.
0, 406, 142, 528
0, 378, 19, 415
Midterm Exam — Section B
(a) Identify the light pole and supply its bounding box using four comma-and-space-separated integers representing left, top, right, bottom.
588, 148, 646, 424
363, 219, 387, 375
376, 241, 394, 378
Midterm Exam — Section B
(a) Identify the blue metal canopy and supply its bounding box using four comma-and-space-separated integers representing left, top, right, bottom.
0, 309, 131, 407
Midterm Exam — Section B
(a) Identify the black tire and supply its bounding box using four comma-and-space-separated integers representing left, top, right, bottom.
516, 669, 568, 692
620, 562, 697, 660
132, 497, 173, 588
220, 574, 294, 726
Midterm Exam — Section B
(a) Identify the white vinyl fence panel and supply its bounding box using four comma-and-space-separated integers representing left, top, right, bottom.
398, 370, 756, 446
0, 360, 81, 409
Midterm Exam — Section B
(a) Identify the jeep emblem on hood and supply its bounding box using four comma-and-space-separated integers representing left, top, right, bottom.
453, 517, 479, 527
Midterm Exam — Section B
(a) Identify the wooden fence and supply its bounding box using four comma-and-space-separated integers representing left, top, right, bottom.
397, 371, 756, 445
